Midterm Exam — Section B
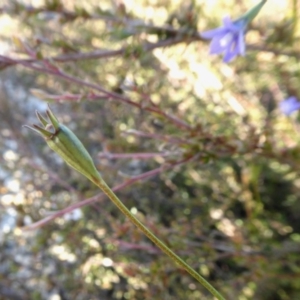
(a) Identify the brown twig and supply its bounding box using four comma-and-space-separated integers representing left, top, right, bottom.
22, 154, 197, 230
98, 151, 181, 159
0, 55, 193, 130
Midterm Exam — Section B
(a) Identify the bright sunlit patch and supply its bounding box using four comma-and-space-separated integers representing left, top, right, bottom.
242, 282, 256, 298
0, 208, 17, 233
130, 207, 138, 214
210, 208, 223, 220
191, 63, 223, 97
3, 150, 19, 161
217, 218, 236, 237
153, 49, 186, 81
227, 96, 246, 115
49, 294, 61, 300
1, 194, 14, 205
0, 193, 25, 206
1, 129, 11, 136
95, 228, 106, 238
82, 254, 103, 275
88, 238, 100, 249
14, 193, 25, 205
5, 179, 20, 193
102, 257, 113, 267
50, 245, 77, 262
119, 123, 127, 131
63, 209, 82, 221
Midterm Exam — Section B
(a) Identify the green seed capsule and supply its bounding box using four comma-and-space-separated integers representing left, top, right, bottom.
25, 105, 101, 183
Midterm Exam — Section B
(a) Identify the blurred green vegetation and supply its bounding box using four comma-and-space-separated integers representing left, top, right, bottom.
1, 0, 300, 299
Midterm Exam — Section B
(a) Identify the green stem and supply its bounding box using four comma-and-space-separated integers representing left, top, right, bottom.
292, 0, 298, 35
91, 175, 225, 300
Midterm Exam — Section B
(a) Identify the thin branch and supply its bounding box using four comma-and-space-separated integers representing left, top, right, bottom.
98, 151, 181, 159
0, 55, 192, 130
122, 129, 191, 145
0, 35, 194, 66
22, 154, 197, 230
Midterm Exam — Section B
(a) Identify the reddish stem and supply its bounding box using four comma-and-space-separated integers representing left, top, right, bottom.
23, 154, 197, 230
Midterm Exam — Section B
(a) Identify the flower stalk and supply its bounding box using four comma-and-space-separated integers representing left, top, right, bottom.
239, 0, 267, 24
25, 106, 225, 300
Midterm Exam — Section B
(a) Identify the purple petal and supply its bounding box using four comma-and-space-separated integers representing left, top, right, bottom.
237, 31, 246, 55
209, 35, 229, 54
223, 40, 239, 63
279, 97, 300, 116
201, 27, 227, 39
201, 15, 247, 62
222, 16, 237, 31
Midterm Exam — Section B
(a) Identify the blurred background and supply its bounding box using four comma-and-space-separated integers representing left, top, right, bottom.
0, 0, 300, 299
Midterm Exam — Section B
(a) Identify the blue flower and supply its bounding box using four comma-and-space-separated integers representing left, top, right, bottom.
279, 97, 300, 116
201, 16, 247, 63
200, 0, 267, 62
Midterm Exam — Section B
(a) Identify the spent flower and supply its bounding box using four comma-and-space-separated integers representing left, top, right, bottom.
24, 106, 101, 183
